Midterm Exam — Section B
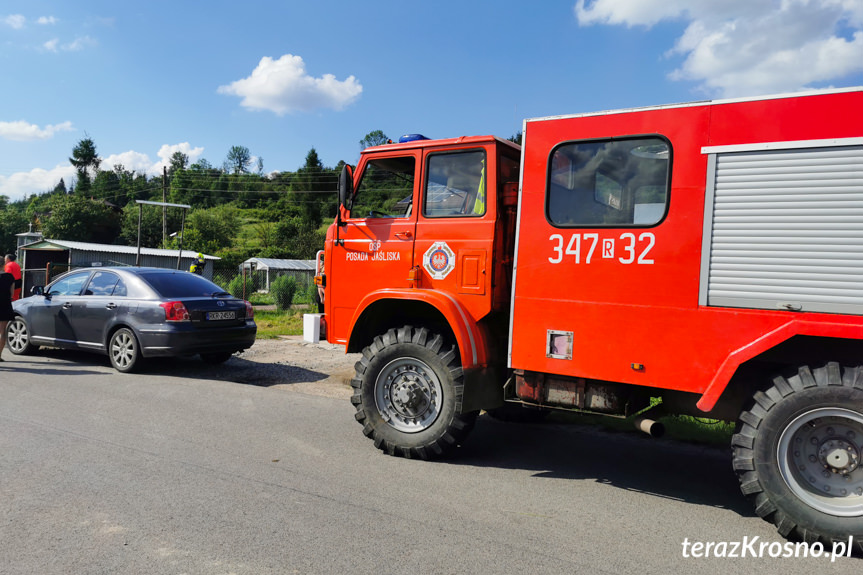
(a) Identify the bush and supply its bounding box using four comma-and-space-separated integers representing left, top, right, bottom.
227, 274, 255, 299
270, 275, 298, 311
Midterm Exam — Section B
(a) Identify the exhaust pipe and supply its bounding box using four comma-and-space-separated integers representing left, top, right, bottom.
634, 416, 665, 438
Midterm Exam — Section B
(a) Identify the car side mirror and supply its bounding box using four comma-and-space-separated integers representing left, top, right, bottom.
31, 285, 44, 296
338, 164, 354, 212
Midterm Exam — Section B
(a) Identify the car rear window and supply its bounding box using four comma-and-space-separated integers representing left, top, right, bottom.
138, 271, 225, 299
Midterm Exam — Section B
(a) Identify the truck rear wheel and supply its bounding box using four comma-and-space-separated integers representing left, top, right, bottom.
351, 326, 478, 459
733, 363, 863, 551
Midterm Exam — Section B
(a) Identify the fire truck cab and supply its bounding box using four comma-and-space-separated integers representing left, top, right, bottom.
320, 87, 863, 548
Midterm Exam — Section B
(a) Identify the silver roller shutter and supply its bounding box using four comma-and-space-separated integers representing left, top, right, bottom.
702, 144, 863, 314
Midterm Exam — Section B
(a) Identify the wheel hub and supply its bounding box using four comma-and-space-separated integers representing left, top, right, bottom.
374, 357, 443, 434
819, 438, 859, 474
781, 408, 863, 516
392, 379, 427, 413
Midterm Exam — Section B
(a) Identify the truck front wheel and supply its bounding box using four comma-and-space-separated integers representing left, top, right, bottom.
733, 363, 863, 551
351, 326, 478, 459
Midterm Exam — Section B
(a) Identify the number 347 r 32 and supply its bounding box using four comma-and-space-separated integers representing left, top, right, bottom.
548, 232, 656, 265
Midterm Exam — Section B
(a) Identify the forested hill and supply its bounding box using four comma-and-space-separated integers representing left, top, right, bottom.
0, 139, 363, 269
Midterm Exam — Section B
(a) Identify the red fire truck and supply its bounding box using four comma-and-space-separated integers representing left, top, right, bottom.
316, 87, 863, 547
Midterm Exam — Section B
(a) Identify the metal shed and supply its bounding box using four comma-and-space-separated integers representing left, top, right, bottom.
240, 257, 316, 292
18, 239, 219, 294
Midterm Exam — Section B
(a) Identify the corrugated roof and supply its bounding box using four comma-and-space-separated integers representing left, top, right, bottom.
244, 257, 315, 270
20, 239, 219, 259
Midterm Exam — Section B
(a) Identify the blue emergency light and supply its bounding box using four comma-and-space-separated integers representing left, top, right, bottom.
398, 134, 430, 143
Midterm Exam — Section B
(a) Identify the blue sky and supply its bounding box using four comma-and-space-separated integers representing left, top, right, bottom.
1, 0, 862, 202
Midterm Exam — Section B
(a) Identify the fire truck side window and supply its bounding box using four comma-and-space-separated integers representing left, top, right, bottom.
423, 150, 487, 217
350, 156, 415, 219
547, 136, 670, 227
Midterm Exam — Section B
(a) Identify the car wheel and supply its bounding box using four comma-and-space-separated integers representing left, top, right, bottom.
351, 326, 478, 460
109, 327, 141, 373
200, 352, 233, 365
733, 363, 863, 552
6, 316, 35, 355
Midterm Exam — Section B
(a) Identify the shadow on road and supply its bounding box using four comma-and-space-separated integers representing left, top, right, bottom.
13, 348, 329, 388
452, 414, 751, 517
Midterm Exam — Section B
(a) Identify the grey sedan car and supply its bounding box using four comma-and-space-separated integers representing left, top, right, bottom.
6, 267, 256, 372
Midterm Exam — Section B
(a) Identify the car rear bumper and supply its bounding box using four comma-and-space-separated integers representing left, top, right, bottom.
137, 321, 257, 357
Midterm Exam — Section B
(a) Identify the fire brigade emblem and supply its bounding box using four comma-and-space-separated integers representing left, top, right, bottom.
423, 241, 456, 280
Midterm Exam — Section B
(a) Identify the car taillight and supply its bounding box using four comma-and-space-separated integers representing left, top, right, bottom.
245, 301, 254, 319
160, 301, 190, 321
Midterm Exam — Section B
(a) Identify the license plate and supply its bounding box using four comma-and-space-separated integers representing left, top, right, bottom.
206, 311, 236, 321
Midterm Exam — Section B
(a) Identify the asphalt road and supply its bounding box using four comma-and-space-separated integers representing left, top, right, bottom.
0, 348, 859, 575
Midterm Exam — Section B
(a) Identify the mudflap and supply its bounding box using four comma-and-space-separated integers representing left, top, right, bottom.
462, 365, 505, 412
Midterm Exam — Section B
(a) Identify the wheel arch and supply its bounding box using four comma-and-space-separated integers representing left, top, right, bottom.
346, 290, 489, 368
703, 334, 863, 419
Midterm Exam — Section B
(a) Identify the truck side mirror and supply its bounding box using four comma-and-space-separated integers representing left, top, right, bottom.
338, 164, 354, 211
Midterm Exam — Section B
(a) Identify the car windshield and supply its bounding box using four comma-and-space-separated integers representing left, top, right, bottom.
138, 271, 226, 299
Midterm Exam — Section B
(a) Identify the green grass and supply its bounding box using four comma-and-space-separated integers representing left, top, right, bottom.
253, 309, 305, 338
545, 410, 735, 447
248, 292, 275, 305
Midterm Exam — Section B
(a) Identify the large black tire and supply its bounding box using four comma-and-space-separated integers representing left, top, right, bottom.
6, 316, 35, 355
733, 363, 863, 551
108, 327, 141, 373
351, 326, 478, 459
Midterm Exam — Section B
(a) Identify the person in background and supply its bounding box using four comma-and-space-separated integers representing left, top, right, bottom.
190, 253, 205, 275
4, 254, 22, 301
0, 270, 14, 361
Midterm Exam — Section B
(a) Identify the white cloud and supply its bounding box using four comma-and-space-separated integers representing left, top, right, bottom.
0, 164, 76, 201
37, 16, 57, 25
217, 54, 363, 115
42, 36, 96, 53
63, 35, 97, 51
101, 150, 156, 175
3, 14, 25, 29
575, 0, 863, 97
0, 143, 205, 202
0, 120, 74, 141
103, 142, 205, 177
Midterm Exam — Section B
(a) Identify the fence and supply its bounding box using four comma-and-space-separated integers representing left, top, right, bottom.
20, 262, 316, 304
211, 266, 316, 302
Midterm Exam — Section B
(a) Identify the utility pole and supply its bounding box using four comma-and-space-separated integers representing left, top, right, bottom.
162, 166, 168, 245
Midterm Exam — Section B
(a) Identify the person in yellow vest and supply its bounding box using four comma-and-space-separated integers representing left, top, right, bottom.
190, 253, 205, 275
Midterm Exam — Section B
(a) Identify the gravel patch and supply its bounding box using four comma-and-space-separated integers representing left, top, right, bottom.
121, 336, 363, 400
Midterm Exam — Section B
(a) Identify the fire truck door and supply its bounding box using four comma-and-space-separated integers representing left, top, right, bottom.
414, 148, 495, 321
329, 153, 419, 340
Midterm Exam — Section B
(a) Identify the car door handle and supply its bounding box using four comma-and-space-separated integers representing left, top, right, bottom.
62, 302, 73, 309
395, 231, 413, 239
106, 303, 117, 309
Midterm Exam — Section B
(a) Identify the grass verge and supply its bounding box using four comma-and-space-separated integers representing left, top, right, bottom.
253, 309, 304, 338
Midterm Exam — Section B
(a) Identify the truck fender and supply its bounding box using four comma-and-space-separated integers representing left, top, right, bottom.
348, 289, 489, 369
697, 320, 863, 412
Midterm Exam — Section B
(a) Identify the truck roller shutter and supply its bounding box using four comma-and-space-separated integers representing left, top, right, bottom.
700, 141, 863, 314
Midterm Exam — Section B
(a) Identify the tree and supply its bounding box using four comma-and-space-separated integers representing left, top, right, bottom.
182, 205, 241, 254
169, 151, 189, 175
0, 202, 29, 255
52, 178, 67, 195
360, 130, 389, 149
119, 201, 183, 247
508, 131, 523, 146
224, 145, 253, 175
69, 136, 101, 195
40, 195, 119, 243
